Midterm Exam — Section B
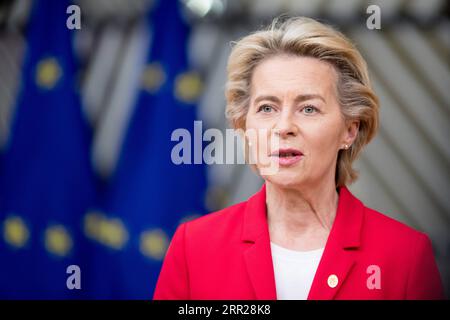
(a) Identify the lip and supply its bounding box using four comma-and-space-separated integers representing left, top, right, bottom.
270, 148, 303, 167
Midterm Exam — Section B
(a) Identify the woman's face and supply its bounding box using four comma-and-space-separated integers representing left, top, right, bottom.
245, 55, 358, 188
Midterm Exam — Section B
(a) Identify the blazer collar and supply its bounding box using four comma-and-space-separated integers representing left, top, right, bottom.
241, 183, 365, 300
241, 184, 276, 299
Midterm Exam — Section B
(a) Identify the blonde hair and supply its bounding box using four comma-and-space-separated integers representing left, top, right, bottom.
225, 16, 379, 187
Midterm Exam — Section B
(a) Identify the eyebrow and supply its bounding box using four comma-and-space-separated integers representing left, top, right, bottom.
254, 94, 326, 104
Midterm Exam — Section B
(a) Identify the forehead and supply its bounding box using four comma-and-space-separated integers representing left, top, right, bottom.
250, 55, 338, 97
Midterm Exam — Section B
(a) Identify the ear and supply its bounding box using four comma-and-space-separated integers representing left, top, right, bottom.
342, 120, 359, 146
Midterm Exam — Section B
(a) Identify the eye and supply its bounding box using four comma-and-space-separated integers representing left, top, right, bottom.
302, 105, 318, 114
257, 104, 274, 113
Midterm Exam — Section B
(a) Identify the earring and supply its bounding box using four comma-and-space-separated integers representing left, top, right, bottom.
344, 144, 349, 150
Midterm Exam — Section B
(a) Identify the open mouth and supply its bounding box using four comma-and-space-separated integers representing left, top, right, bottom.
271, 148, 303, 157
270, 148, 303, 166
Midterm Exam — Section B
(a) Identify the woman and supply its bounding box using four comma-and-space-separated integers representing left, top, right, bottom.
153, 17, 444, 300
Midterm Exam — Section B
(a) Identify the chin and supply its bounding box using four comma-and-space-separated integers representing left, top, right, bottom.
262, 170, 305, 189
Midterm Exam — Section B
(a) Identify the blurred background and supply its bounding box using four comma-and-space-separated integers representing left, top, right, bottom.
0, 0, 448, 299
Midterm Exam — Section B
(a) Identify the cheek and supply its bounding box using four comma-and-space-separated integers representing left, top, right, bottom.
243, 118, 269, 165
245, 116, 274, 147
304, 120, 344, 155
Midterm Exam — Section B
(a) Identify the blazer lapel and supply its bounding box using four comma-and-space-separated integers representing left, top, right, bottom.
308, 187, 364, 300
241, 184, 277, 300
307, 240, 357, 300
243, 234, 277, 299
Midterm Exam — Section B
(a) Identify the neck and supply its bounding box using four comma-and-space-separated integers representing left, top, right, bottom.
265, 178, 339, 249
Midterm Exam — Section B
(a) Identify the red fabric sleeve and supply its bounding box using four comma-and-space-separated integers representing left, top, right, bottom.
406, 233, 445, 300
153, 223, 190, 300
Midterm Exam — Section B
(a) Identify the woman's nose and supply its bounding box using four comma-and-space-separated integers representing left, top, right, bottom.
273, 112, 298, 138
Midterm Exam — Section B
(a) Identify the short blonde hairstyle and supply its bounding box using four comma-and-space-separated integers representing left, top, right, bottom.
225, 16, 379, 187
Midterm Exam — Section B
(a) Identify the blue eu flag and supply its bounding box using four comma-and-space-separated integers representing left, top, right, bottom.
85, 0, 207, 298
0, 0, 96, 298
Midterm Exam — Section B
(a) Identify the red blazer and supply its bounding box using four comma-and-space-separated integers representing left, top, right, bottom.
154, 184, 444, 300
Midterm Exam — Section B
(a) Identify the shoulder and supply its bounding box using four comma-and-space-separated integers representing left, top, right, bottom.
181, 200, 248, 243
360, 205, 433, 260
363, 206, 427, 242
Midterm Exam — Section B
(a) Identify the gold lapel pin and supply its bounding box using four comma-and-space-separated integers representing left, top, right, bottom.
327, 274, 339, 288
